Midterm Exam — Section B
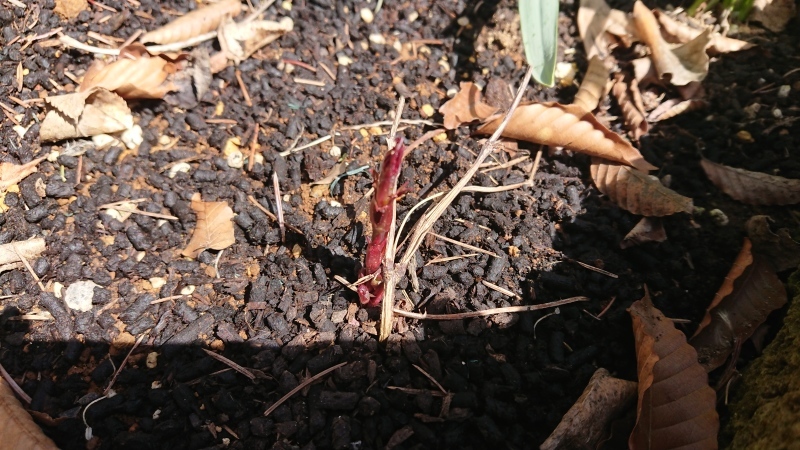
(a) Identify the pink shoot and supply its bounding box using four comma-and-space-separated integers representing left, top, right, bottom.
357, 136, 406, 306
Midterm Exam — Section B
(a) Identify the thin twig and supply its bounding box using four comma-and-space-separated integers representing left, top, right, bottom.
379, 97, 406, 342
403, 128, 446, 156
264, 362, 347, 417
479, 154, 529, 173
334, 273, 376, 292
340, 119, 435, 131
12, 244, 45, 292
278, 134, 329, 157
273, 172, 285, 242
248, 123, 260, 171
150, 294, 186, 304
425, 253, 479, 265
100, 206, 178, 221
59, 31, 218, 55
430, 232, 499, 258
413, 364, 447, 394
393, 296, 588, 320
247, 195, 304, 235
294, 77, 326, 87
0, 362, 31, 404
202, 349, 256, 380
104, 333, 146, 395
235, 70, 253, 107
481, 280, 522, 300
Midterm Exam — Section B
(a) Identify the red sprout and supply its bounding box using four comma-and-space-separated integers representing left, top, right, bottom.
357, 136, 407, 306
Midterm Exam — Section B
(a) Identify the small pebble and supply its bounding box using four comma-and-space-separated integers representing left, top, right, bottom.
777, 85, 791, 98
329, 146, 341, 158
772, 108, 783, 118
360, 7, 374, 24
168, 162, 192, 178
736, 130, 754, 143
337, 54, 353, 66
146, 352, 158, 369
447, 87, 458, 98
281, 0, 292, 10
407, 11, 419, 22
420, 104, 435, 118
709, 209, 729, 226
158, 135, 171, 146
64, 281, 98, 312
226, 149, 244, 169
457, 16, 470, 27
369, 34, 386, 45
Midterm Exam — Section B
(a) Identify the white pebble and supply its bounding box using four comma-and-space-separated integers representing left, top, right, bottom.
227, 148, 244, 169
53, 281, 64, 298
146, 352, 158, 369
407, 11, 419, 22
709, 209, 729, 226
447, 87, 458, 98
64, 280, 98, 312
772, 108, 783, 118
457, 16, 470, 27
168, 162, 192, 178
329, 146, 342, 158
149, 277, 167, 290
180, 285, 196, 295
777, 85, 791, 98
369, 33, 386, 45
337, 54, 353, 66
360, 7, 374, 23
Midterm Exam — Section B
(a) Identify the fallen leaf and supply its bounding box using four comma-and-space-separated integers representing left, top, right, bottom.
540, 368, 637, 450
40, 88, 133, 142
632, 1, 711, 86
621, 217, 667, 248
628, 291, 719, 450
590, 159, 694, 216
700, 158, 800, 205
140, 0, 242, 44
53, 0, 87, 20
0, 237, 46, 274
0, 378, 58, 450
0, 157, 46, 193
484, 77, 515, 111
655, 10, 753, 55
690, 238, 787, 372
750, 0, 796, 32
478, 103, 657, 172
577, 0, 635, 59
182, 194, 236, 258
647, 98, 707, 122
745, 215, 800, 272
612, 74, 648, 140
439, 82, 499, 129
572, 55, 609, 113
79, 44, 180, 99
218, 16, 294, 64
165, 48, 213, 108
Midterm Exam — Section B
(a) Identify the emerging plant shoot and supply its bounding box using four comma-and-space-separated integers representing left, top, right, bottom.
357, 136, 406, 306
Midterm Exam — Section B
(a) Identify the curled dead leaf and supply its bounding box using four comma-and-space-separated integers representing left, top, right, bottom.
578, 0, 635, 59
620, 217, 667, 249
439, 82, 499, 129
700, 158, 800, 205
655, 10, 753, 55
0, 157, 46, 193
140, 0, 242, 44
628, 291, 719, 450
591, 159, 694, 216
647, 98, 707, 122
690, 239, 787, 372
612, 74, 648, 140
79, 44, 180, 99
182, 194, 236, 258
218, 16, 294, 64
632, 1, 710, 86
540, 368, 637, 450
0, 378, 58, 450
572, 55, 609, 113
751, 0, 796, 32
0, 237, 46, 273
745, 215, 800, 272
478, 103, 657, 172
40, 88, 133, 143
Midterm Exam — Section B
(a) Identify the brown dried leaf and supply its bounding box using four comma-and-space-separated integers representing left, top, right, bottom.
628, 292, 718, 450
484, 78, 515, 111
40, 88, 133, 142
751, 0, 796, 32
632, 1, 710, 86
182, 194, 236, 258
540, 368, 637, 450
590, 159, 694, 216
612, 75, 648, 141
572, 55, 609, 113
690, 239, 787, 372
218, 17, 294, 64
478, 103, 657, 172
438, 82, 500, 130
0, 378, 58, 450
140, 0, 242, 44
700, 158, 800, 205
578, 0, 635, 59
745, 215, 800, 272
620, 217, 667, 249
647, 98, 707, 122
655, 10, 753, 55
54, 0, 88, 20
79, 44, 179, 99
0, 157, 46, 193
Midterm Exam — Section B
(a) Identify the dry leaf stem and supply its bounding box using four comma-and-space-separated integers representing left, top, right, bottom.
393, 296, 589, 320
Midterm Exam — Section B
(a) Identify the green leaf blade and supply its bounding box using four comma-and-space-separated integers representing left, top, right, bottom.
519, 0, 559, 87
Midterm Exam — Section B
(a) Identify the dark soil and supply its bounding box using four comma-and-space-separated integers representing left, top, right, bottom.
1, 0, 798, 449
